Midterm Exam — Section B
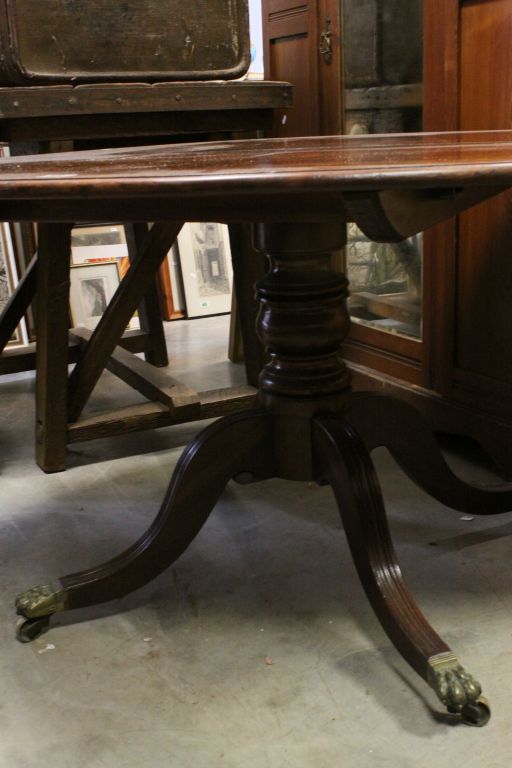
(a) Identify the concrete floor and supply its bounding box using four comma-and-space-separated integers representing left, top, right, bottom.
1, 315, 512, 767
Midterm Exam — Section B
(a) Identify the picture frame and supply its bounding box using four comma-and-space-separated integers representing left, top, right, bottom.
69, 261, 121, 330
177, 223, 234, 318
71, 223, 128, 265
11, 221, 37, 341
158, 242, 186, 321
0, 220, 28, 346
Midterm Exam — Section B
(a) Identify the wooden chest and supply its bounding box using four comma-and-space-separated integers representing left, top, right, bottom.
0, 0, 250, 84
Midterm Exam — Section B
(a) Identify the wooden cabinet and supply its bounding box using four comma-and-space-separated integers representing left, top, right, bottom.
418, 0, 512, 470
262, 0, 512, 473
261, 0, 342, 136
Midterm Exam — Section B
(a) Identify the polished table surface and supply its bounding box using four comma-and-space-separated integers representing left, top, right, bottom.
8, 130, 512, 727
0, 130, 510, 238
0, 78, 292, 390
2, 130, 512, 189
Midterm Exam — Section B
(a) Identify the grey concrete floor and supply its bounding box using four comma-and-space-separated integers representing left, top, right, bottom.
1, 315, 512, 767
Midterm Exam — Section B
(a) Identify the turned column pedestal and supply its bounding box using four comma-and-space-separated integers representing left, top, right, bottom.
16, 220, 512, 726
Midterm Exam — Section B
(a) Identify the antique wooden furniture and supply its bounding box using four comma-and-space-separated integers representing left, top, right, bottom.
340, 0, 512, 476
0, 79, 292, 471
0, 0, 250, 84
7, 130, 512, 726
261, 0, 342, 138
262, 0, 512, 474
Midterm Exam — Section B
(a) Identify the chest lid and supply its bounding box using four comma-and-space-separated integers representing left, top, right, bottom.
0, 0, 250, 84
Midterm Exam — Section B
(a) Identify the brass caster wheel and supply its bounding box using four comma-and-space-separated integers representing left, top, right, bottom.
460, 697, 491, 727
15, 615, 50, 643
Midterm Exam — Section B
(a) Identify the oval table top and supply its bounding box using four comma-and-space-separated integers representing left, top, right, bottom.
0, 130, 511, 236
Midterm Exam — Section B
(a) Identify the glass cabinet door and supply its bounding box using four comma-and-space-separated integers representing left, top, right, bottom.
342, 0, 424, 342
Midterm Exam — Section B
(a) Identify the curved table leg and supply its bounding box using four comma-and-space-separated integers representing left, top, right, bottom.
312, 414, 490, 726
16, 408, 274, 637
345, 392, 512, 515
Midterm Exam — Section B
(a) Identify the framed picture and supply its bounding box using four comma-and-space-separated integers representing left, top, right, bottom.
177, 222, 234, 318
11, 221, 37, 341
71, 224, 128, 265
158, 242, 186, 321
69, 261, 121, 330
0, 221, 28, 346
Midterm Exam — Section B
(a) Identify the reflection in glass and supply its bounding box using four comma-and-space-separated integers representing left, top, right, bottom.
346, 225, 422, 340
342, 0, 424, 341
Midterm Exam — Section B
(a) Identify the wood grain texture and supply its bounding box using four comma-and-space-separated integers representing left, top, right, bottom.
0, 82, 293, 121
66, 387, 258, 443
345, 392, 512, 513
313, 414, 451, 677
1, 130, 511, 190
262, 0, 321, 137
59, 410, 274, 609
66, 221, 183, 422
456, 0, 512, 389
124, 222, 168, 367
69, 327, 200, 419
34, 223, 72, 472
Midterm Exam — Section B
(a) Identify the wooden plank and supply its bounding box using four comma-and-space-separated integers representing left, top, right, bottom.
0, 110, 277, 143
70, 327, 200, 419
117, 329, 154, 354
34, 223, 72, 472
0, 82, 293, 120
66, 221, 184, 423
124, 222, 168, 367
0, 342, 38, 373
67, 386, 258, 443
0, 341, 78, 375
345, 83, 423, 111
353, 292, 422, 325
0, 329, 151, 376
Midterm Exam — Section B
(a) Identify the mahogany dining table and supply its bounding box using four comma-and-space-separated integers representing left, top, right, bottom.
4, 129, 512, 727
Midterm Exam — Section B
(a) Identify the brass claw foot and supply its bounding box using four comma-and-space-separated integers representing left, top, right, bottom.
15, 583, 66, 618
427, 652, 491, 726
15, 583, 66, 643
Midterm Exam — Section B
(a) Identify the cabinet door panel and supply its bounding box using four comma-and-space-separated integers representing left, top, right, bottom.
262, 0, 320, 136
262, 0, 341, 137
456, 0, 512, 386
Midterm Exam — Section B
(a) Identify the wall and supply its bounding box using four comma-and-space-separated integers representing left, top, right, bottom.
248, 0, 264, 77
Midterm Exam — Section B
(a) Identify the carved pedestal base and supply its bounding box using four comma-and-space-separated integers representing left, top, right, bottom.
15, 222, 512, 726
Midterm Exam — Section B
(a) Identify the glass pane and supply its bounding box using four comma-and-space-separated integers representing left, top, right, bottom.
342, 0, 424, 341
346, 225, 422, 340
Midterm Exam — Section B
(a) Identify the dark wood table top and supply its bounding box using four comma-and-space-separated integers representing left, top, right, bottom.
1, 130, 511, 236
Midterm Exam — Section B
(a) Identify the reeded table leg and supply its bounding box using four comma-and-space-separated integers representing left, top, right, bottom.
313, 414, 490, 726
345, 392, 512, 514
16, 219, 511, 727
16, 409, 274, 638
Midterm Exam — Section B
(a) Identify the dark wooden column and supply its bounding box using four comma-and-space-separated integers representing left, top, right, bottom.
252, 221, 348, 480
35, 223, 73, 472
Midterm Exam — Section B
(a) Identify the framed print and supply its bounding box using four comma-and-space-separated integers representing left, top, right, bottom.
69, 261, 120, 330
11, 221, 37, 340
177, 222, 234, 318
0, 221, 28, 346
71, 224, 128, 265
158, 242, 186, 321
